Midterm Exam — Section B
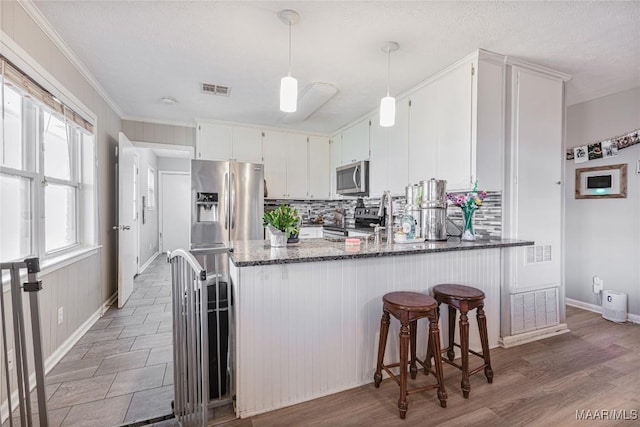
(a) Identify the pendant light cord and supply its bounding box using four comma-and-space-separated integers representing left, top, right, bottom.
386, 48, 391, 97
288, 20, 292, 75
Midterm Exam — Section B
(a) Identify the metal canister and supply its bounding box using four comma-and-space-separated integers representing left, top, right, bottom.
405, 185, 422, 207
419, 179, 447, 240
420, 178, 447, 208
421, 208, 447, 241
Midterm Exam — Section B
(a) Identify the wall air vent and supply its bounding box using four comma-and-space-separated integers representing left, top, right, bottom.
202, 83, 231, 97
525, 244, 552, 264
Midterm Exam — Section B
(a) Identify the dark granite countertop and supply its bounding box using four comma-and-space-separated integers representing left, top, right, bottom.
229, 237, 533, 267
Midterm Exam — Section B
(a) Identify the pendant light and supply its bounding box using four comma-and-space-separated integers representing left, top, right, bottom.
380, 41, 399, 127
278, 9, 300, 113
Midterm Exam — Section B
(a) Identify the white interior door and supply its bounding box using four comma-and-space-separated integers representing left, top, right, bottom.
160, 171, 190, 252
117, 132, 137, 308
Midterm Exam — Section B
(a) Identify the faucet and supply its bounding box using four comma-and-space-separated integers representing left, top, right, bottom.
378, 191, 393, 243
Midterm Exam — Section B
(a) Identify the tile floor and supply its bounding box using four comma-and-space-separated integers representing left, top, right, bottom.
4, 254, 177, 427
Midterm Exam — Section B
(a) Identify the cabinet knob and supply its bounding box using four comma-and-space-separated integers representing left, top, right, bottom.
556, 181, 561, 185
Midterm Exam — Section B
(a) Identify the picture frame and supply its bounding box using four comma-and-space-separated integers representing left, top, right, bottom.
575, 163, 627, 199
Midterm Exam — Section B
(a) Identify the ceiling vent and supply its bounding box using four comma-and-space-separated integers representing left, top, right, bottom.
202, 83, 231, 97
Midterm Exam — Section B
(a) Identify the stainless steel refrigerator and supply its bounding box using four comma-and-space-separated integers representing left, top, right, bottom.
190, 159, 264, 261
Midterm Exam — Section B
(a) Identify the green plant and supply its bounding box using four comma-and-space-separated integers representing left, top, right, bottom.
263, 204, 300, 238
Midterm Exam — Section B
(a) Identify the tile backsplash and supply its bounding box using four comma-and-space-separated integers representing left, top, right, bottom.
265, 191, 502, 237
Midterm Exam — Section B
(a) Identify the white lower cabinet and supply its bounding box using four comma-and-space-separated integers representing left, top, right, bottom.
299, 227, 323, 239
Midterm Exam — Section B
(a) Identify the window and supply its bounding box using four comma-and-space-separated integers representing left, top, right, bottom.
147, 167, 155, 209
1, 57, 96, 263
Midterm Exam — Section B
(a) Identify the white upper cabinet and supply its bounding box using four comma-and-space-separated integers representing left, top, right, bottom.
308, 136, 331, 199
369, 100, 409, 197
341, 118, 370, 164
286, 133, 309, 198
330, 137, 343, 198
262, 130, 314, 199
197, 122, 263, 163
196, 123, 232, 160
408, 82, 438, 185
232, 127, 263, 163
406, 60, 475, 191
263, 130, 288, 199
435, 61, 474, 191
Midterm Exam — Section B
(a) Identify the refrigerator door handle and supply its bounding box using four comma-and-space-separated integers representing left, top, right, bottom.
230, 173, 236, 230
224, 172, 229, 230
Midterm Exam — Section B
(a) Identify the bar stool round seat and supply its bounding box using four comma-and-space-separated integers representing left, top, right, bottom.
428, 284, 493, 399
374, 291, 447, 419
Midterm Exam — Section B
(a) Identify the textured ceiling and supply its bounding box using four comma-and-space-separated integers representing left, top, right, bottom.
33, 1, 640, 134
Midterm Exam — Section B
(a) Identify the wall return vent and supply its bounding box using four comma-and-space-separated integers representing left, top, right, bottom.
202, 83, 231, 97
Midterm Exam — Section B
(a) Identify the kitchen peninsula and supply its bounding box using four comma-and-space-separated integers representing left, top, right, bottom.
228, 237, 532, 418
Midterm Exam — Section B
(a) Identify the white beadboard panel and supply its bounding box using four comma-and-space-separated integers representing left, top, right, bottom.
0, 253, 104, 422
233, 249, 502, 417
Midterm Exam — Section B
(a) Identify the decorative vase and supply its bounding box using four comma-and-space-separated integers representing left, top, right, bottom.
461, 208, 476, 241
268, 226, 287, 247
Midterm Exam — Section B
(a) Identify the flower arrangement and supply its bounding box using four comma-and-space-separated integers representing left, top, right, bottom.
447, 181, 487, 241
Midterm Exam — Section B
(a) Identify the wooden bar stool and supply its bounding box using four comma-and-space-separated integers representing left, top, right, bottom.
427, 284, 493, 399
374, 291, 447, 419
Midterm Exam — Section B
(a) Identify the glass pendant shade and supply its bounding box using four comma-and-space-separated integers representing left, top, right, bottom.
280, 74, 298, 113
379, 96, 396, 127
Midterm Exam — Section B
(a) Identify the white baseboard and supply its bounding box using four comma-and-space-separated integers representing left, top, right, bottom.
0, 292, 117, 423
499, 323, 570, 348
139, 252, 160, 274
565, 298, 640, 324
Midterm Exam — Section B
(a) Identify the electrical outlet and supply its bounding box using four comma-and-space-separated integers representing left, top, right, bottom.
58, 307, 64, 325
7, 349, 14, 371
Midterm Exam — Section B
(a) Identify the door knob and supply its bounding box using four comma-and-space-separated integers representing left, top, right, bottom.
112, 225, 131, 231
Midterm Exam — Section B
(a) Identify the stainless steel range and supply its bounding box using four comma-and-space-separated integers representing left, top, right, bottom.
322, 206, 381, 238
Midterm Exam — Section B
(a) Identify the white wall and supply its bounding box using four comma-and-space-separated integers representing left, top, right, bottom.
1, 0, 121, 419
564, 87, 640, 316
137, 148, 159, 267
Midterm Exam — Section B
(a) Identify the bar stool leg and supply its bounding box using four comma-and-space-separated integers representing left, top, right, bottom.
428, 316, 447, 408
398, 322, 410, 419
476, 306, 493, 383
374, 310, 390, 388
447, 305, 456, 361
459, 309, 470, 398
409, 320, 418, 380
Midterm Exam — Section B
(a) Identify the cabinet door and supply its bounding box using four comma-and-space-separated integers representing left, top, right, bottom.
196, 123, 232, 160
386, 99, 410, 195
408, 83, 438, 185
308, 136, 331, 199
232, 127, 263, 163
368, 115, 387, 198
330, 137, 343, 199
341, 118, 370, 163
286, 133, 309, 198
263, 130, 288, 198
511, 67, 563, 290
436, 62, 474, 190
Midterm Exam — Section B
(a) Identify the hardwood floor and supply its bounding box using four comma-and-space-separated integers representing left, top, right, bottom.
214, 306, 639, 426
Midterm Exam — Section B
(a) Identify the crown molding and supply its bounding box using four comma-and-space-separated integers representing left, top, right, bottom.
2, 30, 97, 124
18, 0, 125, 117
506, 56, 572, 82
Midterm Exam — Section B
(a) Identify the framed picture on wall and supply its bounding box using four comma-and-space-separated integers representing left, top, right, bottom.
575, 164, 627, 199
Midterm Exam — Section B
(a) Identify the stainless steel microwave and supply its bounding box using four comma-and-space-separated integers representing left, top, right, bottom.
336, 160, 369, 196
